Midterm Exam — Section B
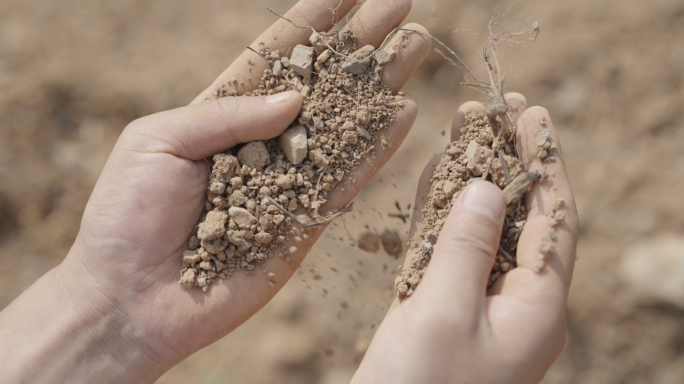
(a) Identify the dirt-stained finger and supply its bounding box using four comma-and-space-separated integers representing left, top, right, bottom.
341, 0, 412, 49
514, 106, 578, 289
190, 0, 358, 105
381, 23, 431, 93
451, 101, 485, 142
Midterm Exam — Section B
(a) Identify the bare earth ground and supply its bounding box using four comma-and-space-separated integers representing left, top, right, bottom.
1, 0, 684, 383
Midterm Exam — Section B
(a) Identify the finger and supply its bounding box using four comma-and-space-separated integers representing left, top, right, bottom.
407, 154, 441, 253
414, 181, 506, 314
450, 101, 485, 142
495, 107, 578, 302
123, 91, 302, 160
381, 23, 432, 93
190, 0, 358, 104
504, 92, 527, 123
342, 0, 412, 48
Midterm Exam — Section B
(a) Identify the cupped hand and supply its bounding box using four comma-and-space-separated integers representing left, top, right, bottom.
16, 0, 432, 382
352, 94, 579, 384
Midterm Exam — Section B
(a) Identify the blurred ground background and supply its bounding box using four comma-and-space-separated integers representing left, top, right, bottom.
2, 0, 684, 383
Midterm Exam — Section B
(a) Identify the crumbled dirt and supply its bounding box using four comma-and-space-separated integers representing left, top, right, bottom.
180, 30, 400, 290
395, 109, 532, 300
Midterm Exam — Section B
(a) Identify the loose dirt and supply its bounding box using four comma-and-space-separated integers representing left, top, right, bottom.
179, 30, 401, 290
394, 107, 547, 300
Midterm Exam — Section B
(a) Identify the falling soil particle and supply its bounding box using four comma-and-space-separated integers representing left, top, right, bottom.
395, 108, 542, 300
380, 229, 402, 257
357, 231, 380, 253
179, 30, 400, 290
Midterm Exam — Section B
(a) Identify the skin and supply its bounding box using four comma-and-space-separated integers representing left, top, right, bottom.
0, 0, 578, 382
352, 94, 579, 384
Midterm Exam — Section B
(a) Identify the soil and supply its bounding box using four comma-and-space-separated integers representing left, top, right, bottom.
3, 1, 684, 383
179, 30, 401, 290
395, 107, 536, 299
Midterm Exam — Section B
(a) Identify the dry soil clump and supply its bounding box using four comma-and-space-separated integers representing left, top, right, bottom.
180, 30, 400, 290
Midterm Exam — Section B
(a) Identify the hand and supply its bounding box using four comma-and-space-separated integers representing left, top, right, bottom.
0, 0, 431, 383
352, 94, 579, 383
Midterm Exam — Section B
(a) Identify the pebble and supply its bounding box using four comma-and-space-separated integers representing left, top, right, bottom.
272, 60, 283, 76
278, 125, 308, 165
374, 48, 396, 65
290, 44, 314, 79
342, 45, 374, 75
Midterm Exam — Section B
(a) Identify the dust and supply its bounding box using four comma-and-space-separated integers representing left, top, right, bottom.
179, 30, 400, 290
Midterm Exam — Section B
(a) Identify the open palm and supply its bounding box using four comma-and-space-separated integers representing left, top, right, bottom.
58, 0, 432, 371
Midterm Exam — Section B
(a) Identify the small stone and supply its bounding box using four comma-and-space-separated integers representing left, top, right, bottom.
272, 60, 283, 76
465, 140, 492, 176
268, 272, 276, 282
254, 232, 273, 245
209, 181, 226, 195
289, 246, 298, 254
446, 146, 463, 156
278, 125, 308, 165
280, 56, 290, 67
212, 257, 227, 272
276, 175, 292, 190
356, 124, 371, 140
196, 277, 207, 288
237, 141, 270, 170
229, 206, 257, 229
197, 210, 228, 241
374, 48, 396, 65
179, 268, 196, 289
238, 239, 253, 253
226, 230, 245, 246
316, 49, 333, 64
536, 129, 550, 146
443, 181, 458, 198
342, 45, 375, 74
290, 44, 314, 79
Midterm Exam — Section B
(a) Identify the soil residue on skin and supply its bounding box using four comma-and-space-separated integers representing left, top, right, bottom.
395, 109, 539, 300
179, 30, 401, 291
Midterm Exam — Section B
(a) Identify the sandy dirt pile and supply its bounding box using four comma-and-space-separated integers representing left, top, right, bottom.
179, 30, 400, 290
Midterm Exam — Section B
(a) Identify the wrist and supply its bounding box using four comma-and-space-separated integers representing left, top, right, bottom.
0, 248, 170, 383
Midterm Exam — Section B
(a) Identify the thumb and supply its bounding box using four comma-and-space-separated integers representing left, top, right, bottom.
417, 181, 506, 313
121, 91, 303, 160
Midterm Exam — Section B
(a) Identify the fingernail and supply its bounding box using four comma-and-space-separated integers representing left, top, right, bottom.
266, 91, 294, 104
462, 181, 505, 221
